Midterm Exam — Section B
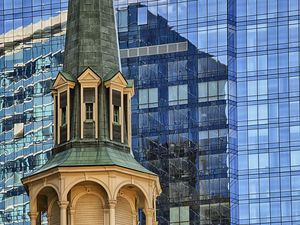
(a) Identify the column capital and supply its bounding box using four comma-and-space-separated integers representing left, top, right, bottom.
59, 201, 68, 225
145, 208, 155, 225
28, 212, 38, 219
29, 211, 38, 225
108, 200, 117, 209
58, 201, 69, 209
145, 208, 155, 215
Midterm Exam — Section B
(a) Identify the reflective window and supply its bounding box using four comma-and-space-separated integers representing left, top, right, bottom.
198, 80, 227, 102
291, 151, 300, 167
170, 206, 189, 224
168, 60, 188, 81
139, 88, 158, 109
138, 7, 147, 25
118, 9, 128, 32
168, 85, 188, 106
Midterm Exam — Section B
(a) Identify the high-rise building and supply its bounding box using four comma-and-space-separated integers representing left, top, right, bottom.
115, 2, 235, 224
0, 0, 299, 225
236, 1, 300, 224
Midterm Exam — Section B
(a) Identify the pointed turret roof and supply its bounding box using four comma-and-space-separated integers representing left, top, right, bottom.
63, 0, 120, 79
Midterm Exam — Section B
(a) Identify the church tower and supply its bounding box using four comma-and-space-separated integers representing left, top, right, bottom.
21, 0, 161, 225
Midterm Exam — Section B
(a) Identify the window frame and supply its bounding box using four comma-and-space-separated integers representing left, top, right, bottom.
61, 106, 67, 126
85, 102, 94, 121
113, 105, 120, 124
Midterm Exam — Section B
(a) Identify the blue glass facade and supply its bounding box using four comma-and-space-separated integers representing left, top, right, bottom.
0, 0, 299, 224
236, 0, 300, 224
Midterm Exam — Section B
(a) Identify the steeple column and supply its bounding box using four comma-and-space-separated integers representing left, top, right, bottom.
104, 208, 110, 224
109, 200, 117, 225
28, 212, 38, 225
58, 201, 69, 225
132, 212, 138, 225
145, 208, 155, 225
29, 195, 38, 225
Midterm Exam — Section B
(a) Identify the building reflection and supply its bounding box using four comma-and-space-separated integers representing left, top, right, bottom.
118, 5, 236, 225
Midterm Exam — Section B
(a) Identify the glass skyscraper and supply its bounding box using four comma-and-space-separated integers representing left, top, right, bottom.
0, 0, 299, 225
236, 1, 300, 224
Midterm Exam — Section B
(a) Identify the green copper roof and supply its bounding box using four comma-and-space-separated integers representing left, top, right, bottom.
104, 69, 120, 81
60, 72, 76, 82
127, 80, 134, 88
30, 146, 154, 176
104, 71, 133, 88
52, 72, 75, 89
104, 70, 128, 83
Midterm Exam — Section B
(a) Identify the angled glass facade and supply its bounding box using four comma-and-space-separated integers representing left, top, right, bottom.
0, 0, 68, 223
115, 1, 236, 224
0, 0, 299, 225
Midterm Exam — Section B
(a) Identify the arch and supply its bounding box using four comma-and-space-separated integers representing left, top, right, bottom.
31, 185, 60, 225
32, 183, 60, 202
62, 177, 112, 201
113, 180, 151, 209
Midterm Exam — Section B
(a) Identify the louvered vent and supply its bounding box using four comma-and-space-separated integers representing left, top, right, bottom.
116, 197, 133, 225
75, 194, 104, 225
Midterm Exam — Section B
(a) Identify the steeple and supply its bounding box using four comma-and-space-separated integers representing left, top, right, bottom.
63, 0, 120, 77
22, 1, 161, 224
53, 0, 122, 141
34, 0, 142, 168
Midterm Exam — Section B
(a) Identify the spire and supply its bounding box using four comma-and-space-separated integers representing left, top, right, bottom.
56, 0, 122, 140
63, 0, 120, 78
22, 3, 161, 224
48, 0, 138, 145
